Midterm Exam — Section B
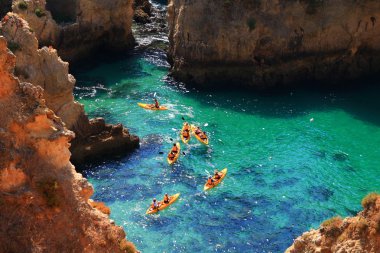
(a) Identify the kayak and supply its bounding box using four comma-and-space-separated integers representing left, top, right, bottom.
138, 103, 168, 111
180, 122, 191, 144
146, 193, 180, 214
191, 124, 209, 145
167, 142, 180, 165
204, 168, 228, 191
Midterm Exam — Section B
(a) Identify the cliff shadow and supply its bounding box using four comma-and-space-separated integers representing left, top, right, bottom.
0, 0, 12, 18
170, 77, 380, 127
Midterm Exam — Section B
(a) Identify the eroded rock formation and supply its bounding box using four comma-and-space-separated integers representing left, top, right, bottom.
168, 0, 380, 88
11, 0, 134, 62
0, 36, 137, 253
134, 0, 153, 24
286, 193, 380, 253
0, 13, 139, 164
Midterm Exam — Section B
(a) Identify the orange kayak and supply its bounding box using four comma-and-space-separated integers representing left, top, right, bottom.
167, 142, 180, 165
204, 168, 228, 191
146, 193, 180, 214
191, 124, 209, 145
180, 122, 191, 144
138, 103, 168, 111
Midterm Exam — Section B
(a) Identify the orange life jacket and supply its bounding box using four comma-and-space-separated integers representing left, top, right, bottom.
207, 178, 213, 185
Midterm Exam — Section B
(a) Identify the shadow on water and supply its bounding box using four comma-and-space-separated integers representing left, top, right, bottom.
168, 76, 380, 126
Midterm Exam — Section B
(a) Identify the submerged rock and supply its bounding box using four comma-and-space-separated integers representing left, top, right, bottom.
0, 13, 139, 165
0, 36, 137, 252
167, 0, 380, 88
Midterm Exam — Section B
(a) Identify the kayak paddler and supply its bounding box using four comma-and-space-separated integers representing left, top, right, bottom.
172, 143, 178, 153
153, 98, 160, 109
207, 176, 214, 185
214, 170, 222, 180
151, 198, 159, 210
168, 151, 175, 160
163, 193, 170, 204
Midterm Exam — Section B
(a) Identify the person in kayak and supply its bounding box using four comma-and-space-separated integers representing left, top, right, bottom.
153, 98, 160, 108
168, 151, 175, 160
200, 131, 207, 140
207, 176, 214, 185
151, 198, 159, 210
214, 170, 222, 180
183, 129, 190, 139
195, 127, 202, 135
163, 193, 170, 204
172, 143, 178, 153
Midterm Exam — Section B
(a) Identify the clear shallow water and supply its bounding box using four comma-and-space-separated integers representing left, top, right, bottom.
74, 49, 380, 252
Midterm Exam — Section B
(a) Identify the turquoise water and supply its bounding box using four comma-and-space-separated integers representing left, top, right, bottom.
74, 49, 380, 252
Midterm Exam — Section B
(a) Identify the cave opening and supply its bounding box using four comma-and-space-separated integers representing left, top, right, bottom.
0, 0, 12, 18
46, 0, 78, 24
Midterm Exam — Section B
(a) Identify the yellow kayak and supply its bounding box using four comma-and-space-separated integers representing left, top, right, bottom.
167, 142, 180, 165
138, 103, 168, 111
204, 168, 228, 191
191, 124, 209, 145
180, 122, 191, 144
146, 193, 180, 214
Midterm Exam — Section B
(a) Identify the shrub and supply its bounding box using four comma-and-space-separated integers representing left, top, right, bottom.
17, 1, 28, 10
322, 216, 343, 237
247, 17, 256, 31
322, 216, 342, 227
119, 239, 137, 253
35, 8, 46, 18
361, 192, 379, 209
37, 179, 59, 207
7, 41, 20, 53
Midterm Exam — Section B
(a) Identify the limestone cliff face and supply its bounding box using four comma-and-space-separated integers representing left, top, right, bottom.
12, 0, 134, 62
0, 36, 137, 253
168, 0, 380, 88
0, 13, 139, 164
286, 193, 380, 253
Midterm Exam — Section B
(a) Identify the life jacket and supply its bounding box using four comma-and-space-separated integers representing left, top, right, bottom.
207, 178, 213, 185
164, 195, 169, 203
172, 146, 178, 152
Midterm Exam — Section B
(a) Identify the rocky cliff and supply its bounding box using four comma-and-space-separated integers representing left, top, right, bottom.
168, 0, 380, 88
0, 13, 139, 164
11, 0, 134, 62
286, 193, 380, 253
0, 36, 137, 253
